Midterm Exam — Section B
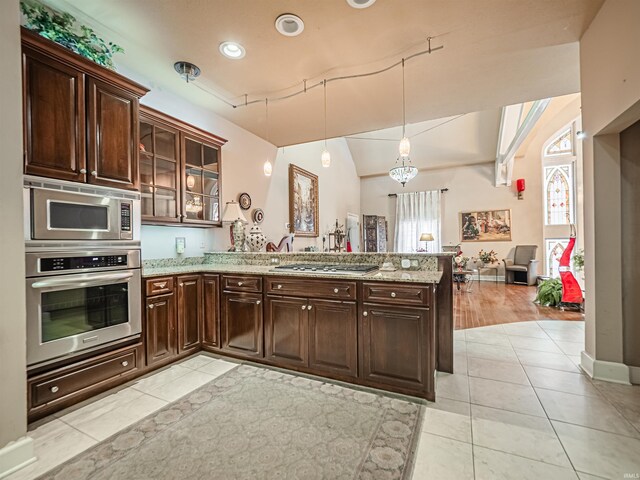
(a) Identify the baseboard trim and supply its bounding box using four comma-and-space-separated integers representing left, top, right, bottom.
630, 366, 640, 385
476, 275, 505, 283
580, 351, 631, 384
0, 437, 35, 479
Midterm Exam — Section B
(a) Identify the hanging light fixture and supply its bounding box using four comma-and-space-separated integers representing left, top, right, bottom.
174, 61, 201, 83
263, 99, 273, 176
321, 79, 331, 168
389, 58, 417, 186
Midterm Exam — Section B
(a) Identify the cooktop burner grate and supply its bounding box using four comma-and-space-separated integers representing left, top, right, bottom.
272, 263, 378, 275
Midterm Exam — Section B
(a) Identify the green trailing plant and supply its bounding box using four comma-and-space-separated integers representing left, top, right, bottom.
572, 249, 585, 272
20, 1, 124, 70
534, 278, 563, 307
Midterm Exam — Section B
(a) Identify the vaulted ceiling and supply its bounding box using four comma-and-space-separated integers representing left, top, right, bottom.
44, 0, 603, 146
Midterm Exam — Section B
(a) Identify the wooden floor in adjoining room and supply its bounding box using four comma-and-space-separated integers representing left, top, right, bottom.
454, 281, 583, 330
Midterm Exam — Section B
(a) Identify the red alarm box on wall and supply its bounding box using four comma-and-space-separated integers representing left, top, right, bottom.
516, 178, 525, 200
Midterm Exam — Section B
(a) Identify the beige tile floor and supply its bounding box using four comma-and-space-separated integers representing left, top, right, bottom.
7, 320, 640, 480
412, 320, 640, 480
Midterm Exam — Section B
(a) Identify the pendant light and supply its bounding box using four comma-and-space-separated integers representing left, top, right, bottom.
321, 80, 331, 168
263, 98, 273, 176
389, 58, 417, 187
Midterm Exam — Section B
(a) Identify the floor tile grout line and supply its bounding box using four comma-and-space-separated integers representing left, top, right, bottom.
53, 416, 102, 443
467, 355, 477, 480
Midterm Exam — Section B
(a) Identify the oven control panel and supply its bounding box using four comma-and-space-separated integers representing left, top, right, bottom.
40, 255, 128, 272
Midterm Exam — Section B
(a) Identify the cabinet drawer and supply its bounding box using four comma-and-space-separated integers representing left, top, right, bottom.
265, 277, 356, 300
222, 275, 262, 292
30, 346, 141, 408
146, 277, 174, 296
362, 282, 431, 307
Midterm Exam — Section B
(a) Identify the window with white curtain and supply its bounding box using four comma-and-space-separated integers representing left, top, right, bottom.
394, 191, 442, 253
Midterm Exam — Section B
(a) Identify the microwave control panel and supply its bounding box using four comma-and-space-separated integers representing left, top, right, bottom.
120, 202, 131, 234
40, 255, 128, 272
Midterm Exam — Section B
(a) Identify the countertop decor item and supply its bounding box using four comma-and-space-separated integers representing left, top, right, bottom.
252, 208, 264, 224
238, 192, 251, 210
222, 201, 247, 252
419, 232, 434, 252
20, 1, 124, 70
289, 164, 319, 237
246, 224, 267, 252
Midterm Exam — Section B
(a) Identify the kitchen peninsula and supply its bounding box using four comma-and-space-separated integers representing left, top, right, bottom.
141, 252, 453, 404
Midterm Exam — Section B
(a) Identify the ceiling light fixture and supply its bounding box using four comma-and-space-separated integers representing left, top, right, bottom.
389, 58, 417, 187
275, 14, 305, 37
263, 99, 273, 176
321, 80, 331, 168
346, 0, 377, 8
219, 41, 246, 59
174, 61, 201, 83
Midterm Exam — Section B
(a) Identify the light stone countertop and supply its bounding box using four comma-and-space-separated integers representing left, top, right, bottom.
142, 263, 444, 284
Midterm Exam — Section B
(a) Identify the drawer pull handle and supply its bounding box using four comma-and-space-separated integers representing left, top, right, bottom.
333, 288, 339, 293
256, 300, 261, 305
121, 361, 129, 367
91, 170, 98, 177
301, 305, 306, 310
153, 282, 167, 289
238, 281, 244, 286
391, 292, 397, 298
148, 304, 155, 309
80, 168, 87, 174
50, 386, 59, 393
363, 311, 368, 317
307, 305, 313, 310
277, 284, 282, 289
179, 283, 184, 287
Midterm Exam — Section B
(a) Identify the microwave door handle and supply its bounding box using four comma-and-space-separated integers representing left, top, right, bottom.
31, 271, 135, 289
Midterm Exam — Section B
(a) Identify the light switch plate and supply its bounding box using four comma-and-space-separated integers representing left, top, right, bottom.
176, 237, 186, 254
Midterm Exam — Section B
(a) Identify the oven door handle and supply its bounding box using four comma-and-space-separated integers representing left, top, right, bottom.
31, 271, 135, 289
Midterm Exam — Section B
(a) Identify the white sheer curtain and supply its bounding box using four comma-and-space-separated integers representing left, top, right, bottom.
394, 191, 442, 253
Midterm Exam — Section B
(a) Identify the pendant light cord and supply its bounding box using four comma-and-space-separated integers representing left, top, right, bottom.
265, 98, 269, 142
323, 80, 328, 148
401, 58, 406, 138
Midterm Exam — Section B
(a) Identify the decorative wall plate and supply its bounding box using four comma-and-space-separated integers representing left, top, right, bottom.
238, 192, 251, 210
252, 208, 264, 224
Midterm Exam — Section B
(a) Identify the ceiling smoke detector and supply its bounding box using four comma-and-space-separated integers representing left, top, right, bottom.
346, 0, 377, 9
275, 14, 305, 37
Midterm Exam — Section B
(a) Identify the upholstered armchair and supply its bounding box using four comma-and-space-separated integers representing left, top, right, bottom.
503, 245, 539, 286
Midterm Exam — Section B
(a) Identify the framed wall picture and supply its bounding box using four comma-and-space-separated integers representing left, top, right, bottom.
289, 164, 319, 237
460, 209, 512, 242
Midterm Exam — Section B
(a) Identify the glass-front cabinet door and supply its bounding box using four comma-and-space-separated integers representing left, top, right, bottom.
139, 111, 180, 223
181, 132, 221, 225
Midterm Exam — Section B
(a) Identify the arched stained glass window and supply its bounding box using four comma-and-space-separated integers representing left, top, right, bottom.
545, 128, 572, 156
545, 165, 573, 225
546, 239, 569, 278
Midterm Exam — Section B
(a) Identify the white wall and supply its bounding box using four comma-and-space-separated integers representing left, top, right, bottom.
117, 67, 360, 258
0, 0, 34, 474
580, 0, 640, 376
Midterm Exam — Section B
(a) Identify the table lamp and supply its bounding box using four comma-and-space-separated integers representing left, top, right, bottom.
420, 232, 434, 252
222, 201, 248, 252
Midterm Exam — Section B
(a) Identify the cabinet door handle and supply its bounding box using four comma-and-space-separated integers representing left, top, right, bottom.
301, 305, 306, 310
50, 385, 59, 393
153, 282, 167, 289
238, 281, 244, 286
179, 283, 184, 287
256, 300, 261, 305
148, 304, 155, 309
80, 168, 87, 174
277, 284, 282, 289
363, 311, 368, 317
307, 305, 313, 310
91, 170, 98, 177
390, 292, 397, 298
121, 361, 129, 367
333, 288, 339, 293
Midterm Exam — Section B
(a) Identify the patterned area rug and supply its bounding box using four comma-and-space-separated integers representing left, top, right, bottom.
38, 364, 424, 479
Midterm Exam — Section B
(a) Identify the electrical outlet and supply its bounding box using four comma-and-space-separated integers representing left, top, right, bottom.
270, 257, 280, 265
175, 237, 186, 254
285, 222, 290, 231
410, 259, 419, 268
200, 241, 206, 249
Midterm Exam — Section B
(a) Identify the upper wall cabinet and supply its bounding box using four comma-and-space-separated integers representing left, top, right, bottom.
21, 28, 148, 190
139, 106, 227, 227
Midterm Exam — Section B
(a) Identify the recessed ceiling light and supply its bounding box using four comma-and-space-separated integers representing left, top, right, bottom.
347, 0, 377, 8
219, 41, 246, 59
275, 14, 304, 37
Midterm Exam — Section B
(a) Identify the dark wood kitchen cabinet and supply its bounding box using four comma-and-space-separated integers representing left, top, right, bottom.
145, 293, 176, 366
202, 274, 220, 349
265, 296, 308, 367
221, 291, 263, 359
21, 28, 148, 190
177, 274, 202, 354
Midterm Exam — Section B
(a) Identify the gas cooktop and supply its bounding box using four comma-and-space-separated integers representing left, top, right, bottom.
272, 263, 378, 276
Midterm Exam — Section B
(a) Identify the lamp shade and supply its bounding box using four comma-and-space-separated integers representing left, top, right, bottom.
221, 201, 247, 224
420, 233, 434, 242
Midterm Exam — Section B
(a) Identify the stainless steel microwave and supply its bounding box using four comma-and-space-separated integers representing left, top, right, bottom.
24, 178, 140, 244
